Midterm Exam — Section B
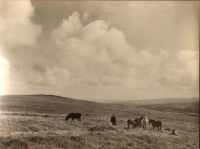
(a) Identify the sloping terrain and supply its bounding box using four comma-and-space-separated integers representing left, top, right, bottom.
0, 95, 199, 149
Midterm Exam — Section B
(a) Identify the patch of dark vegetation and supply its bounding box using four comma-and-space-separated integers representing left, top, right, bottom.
88, 125, 117, 132
127, 142, 134, 147
70, 136, 82, 142
137, 135, 157, 144
2, 139, 28, 149
28, 135, 74, 148
165, 127, 172, 131
29, 136, 44, 143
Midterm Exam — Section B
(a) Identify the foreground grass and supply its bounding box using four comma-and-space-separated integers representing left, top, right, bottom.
0, 111, 199, 149
0, 95, 199, 149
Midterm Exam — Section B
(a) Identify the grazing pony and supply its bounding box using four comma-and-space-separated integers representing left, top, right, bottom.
110, 115, 117, 126
149, 119, 162, 132
141, 116, 148, 130
65, 113, 81, 121
127, 119, 137, 129
135, 116, 143, 127
127, 116, 143, 129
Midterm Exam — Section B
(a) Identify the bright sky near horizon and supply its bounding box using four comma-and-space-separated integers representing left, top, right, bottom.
0, 0, 199, 101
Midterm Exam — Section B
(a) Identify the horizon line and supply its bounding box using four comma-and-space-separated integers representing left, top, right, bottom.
0, 93, 199, 103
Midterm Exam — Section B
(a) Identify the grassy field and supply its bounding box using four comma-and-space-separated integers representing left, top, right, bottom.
0, 95, 199, 149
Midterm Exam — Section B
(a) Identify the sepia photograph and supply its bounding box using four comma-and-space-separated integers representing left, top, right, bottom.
0, 0, 199, 149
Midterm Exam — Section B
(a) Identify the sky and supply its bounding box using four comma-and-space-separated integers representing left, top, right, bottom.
0, 0, 199, 102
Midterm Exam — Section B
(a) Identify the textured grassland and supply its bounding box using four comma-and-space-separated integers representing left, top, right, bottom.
0, 95, 199, 149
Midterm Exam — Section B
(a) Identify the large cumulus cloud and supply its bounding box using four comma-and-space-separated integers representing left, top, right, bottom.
0, 0, 42, 94
0, 1, 42, 49
0, 47, 10, 94
1, 2, 198, 100
48, 12, 134, 87
45, 12, 198, 94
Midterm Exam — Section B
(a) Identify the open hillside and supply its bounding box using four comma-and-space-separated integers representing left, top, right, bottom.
0, 95, 199, 149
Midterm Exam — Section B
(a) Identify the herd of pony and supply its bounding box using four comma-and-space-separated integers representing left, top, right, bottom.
65, 113, 162, 132
126, 116, 162, 131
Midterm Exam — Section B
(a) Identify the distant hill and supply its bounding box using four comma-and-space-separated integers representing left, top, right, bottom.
0, 94, 128, 116
0, 95, 198, 116
117, 97, 199, 105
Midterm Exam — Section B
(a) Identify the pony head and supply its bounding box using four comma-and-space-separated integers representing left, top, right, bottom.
65, 113, 72, 121
149, 119, 154, 125
144, 116, 148, 121
65, 115, 69, 121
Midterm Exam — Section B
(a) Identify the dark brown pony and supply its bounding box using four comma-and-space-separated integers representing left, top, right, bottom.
110, 115, 117, 126
127, 119, 136, 129
149, 119, 162, 132
65, 113, 81, 121
127, 116, 143, 129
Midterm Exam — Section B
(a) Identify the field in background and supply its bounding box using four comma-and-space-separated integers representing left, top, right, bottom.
0, 95, 199, 149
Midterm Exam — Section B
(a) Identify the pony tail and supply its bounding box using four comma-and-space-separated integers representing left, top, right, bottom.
160, 121, 162, 132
